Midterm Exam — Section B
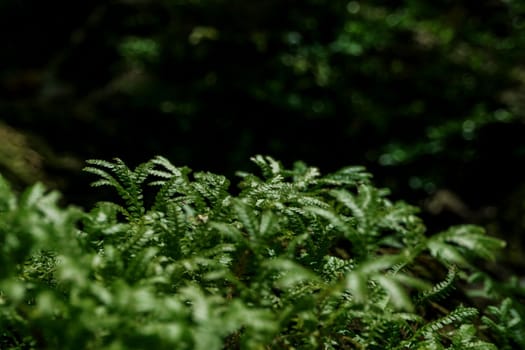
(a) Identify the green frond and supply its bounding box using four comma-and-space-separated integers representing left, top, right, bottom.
375, 274, 414, 311
295, 195, 330, 210
232, 198, 259, 237
150, 175, 185, 211
118, 224, 154, 258
90, 179, 118, 188
164, 202, 189, 237
378, 202, 423, 237
329, 189, 366, 225
427, 225, 506, 270
391, 272, 432, 291
250, 155, 283, 179
345, 255, 408, 308
152, 206, 187, 262
263, 258, 320, 290
241, 181, 294, 205
427, 240, 470, 268
209, 221, 244, 241
320, 165, 372, 187
81, 201, 130, 245
235, 171, 263, 191
84, 158, 119, 169
321, 255, 354, 281
148, 170, 176, 179
133, 160, 155, 184
151, 155, 184, 176
290, 161, 321, 189
148, 157, 193, 211
192, 172, 230, 209
258, 210, 280, 237
451, 325, 498, 350
125, 246, 159, 283
454, 342, 497, 350
306, 207, 351, 234
417, 265, 458, 303
482, 298, 525, 349
110, 158, 149, 210
436, 225, 506, 261
421, 306, 478, 335
83, 164, 123, 187
359, 255, 404, 275
282, 206, 309, 235
345, 271, 369, 302
84, 158, 153, 219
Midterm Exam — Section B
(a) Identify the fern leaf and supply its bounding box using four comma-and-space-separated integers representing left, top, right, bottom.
151, 176, 185, 211
250, 155, 282, 179
437, 225, 506, 261
125, 246, 159, 283
291, 161, 321, 189
451, 325, 498, 350
119, 224, 154, 259
321, 256, 354, 281
263, 258, 320, 289
210, 222, 244, 241
417, 265, 457, 303
192, 172, 230, 209
321, 165, 372, 187
482, 298, 525, 349
294, 195, 327, 208
84, 158, 151, 219
306, 207, 351, 234
375, 275, 414, 311
346, 270, 369, 303
427, 240, 470, 267
232, 199, 259, 237
359, 254, 404, 275
85, 158, 119, 169
421, 306, 478, 335
134, 161, 155, 184
329, 189, 365, 224
258, 210, 279, 237
151, 155, 183, 175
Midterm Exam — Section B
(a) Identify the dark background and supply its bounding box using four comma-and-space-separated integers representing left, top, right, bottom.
1, 0, 525, 270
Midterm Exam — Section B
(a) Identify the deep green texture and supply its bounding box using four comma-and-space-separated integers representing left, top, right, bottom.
2, 156, 524, 349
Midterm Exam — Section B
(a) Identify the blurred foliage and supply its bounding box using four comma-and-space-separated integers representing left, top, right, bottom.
1, 1, 525, 265
3, 156, 524, 349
